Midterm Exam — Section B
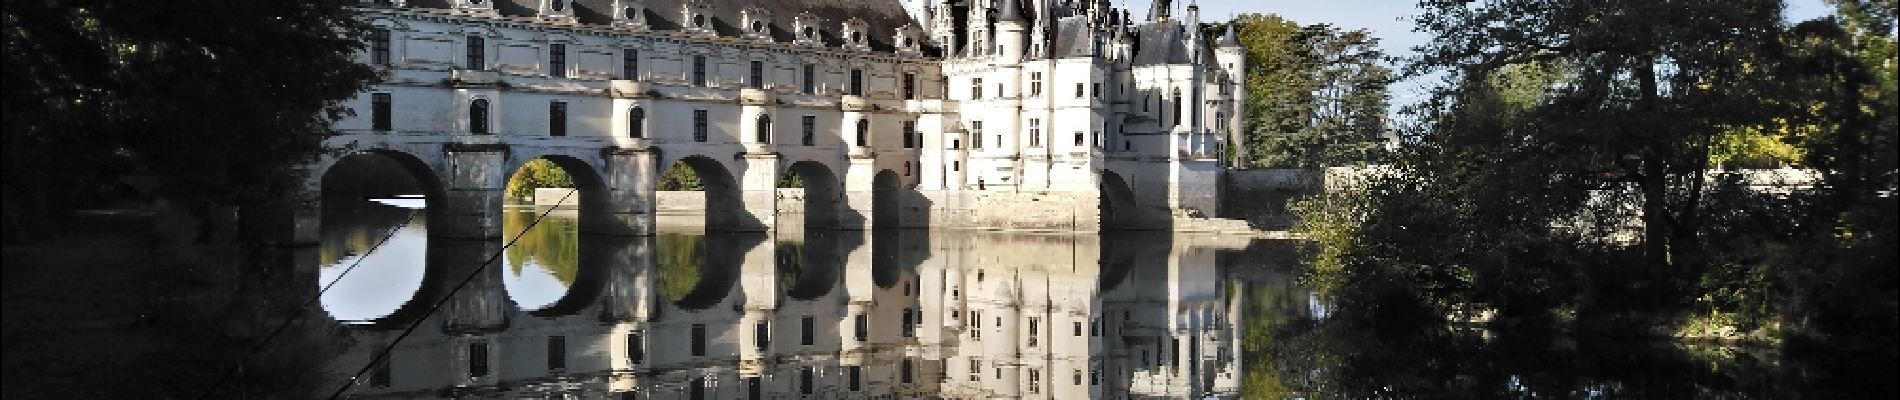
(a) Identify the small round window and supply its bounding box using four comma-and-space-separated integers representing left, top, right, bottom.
752, 20, 764, 33
623, 7, 635, 18
693, 14, 705, 27
551, 0, 564, 12
802, 26, 814, 38
904, 37, 913, 47
851, 31, 862, 43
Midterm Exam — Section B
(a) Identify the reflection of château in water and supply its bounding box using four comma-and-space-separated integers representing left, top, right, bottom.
328, 229, 1253, 398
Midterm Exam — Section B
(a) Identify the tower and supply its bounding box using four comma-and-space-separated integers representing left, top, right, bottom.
1215, 22, 1247, 166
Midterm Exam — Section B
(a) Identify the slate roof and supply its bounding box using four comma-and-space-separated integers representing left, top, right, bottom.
402, 0, 924, 53
1131, 20, 1191, 66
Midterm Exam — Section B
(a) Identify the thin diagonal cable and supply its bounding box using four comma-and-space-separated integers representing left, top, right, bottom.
328, 189, 575, 399
196, 208, 423, 400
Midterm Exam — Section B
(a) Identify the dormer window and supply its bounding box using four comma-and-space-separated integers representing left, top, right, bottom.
682, 0, 713, 35
539, 0, 572, 22
455, 0, 496, 16
841, 18, 869, 50
894, 24, 923, 55
613, 0, 646, 29
741, 7, 771, 41
793, 12, 822, 46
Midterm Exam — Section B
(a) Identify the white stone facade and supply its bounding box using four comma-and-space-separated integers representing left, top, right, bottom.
319, 0, 1246, 236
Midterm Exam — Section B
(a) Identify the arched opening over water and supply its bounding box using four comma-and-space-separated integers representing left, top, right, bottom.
778, 161, 844, 232
314, 150, 441, 324
1099, 170, 1141, 230
498, 155, 607, 313
657, 155, 744, 234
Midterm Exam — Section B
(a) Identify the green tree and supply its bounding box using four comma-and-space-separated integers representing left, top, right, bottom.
505, 158, 575, 199
1298, 0, 1897, 341
2, 0, 379, 240
1229, 14, 1394, 168
658, 160, 704, 191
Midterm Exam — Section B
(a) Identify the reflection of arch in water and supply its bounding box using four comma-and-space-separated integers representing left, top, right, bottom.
1099, 170, 1141, 230
780, 161, 844, 230
1099, 232, 1168, 293
871, 169, 901, 229
654, 233, 756, 311
659, 155, 749, 232
355, 240, 506, 332
870, 230, 904, 289
780, 231, 843, 301
526, 234, 619, 318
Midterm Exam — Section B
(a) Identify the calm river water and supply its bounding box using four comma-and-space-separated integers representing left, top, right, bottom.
309, 198, 1875, 398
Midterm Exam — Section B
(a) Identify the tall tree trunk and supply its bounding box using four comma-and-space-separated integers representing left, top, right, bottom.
1636, 55, 1673, 270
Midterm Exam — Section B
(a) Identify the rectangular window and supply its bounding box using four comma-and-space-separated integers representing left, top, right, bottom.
747, 377, 762, 400
749, 60, 764, 89
549, 102, 567, 136
849, 366, 862, 391
1029, 72, 1042, 97
468, 341, 489, 378
691, 324, 707, 356
1028, 317, 1039, 347
902, 121, 916, 148
547, 336, 566, 371
467, 36, 484, 70
550, 44, 566, 78
693, 110, 708, 142
626, 333, 644, 364
802, 64, 815, 94
1092, 82, 1101, 98
902, 359, 914, 383
634, 48, 649, 78
1029, 119, 1041, 147
801, 316, 814, 345
854, 314, 869, 342
692, 55, 707, 86
801, 368, 815, 394
756, 321, 770, 350
1074, 321, 1083, 337
903, 73, 916, 99
371, 93, 391, 131
849, 69, 864, 96
969, 360, 981, 382
1075, 131, 1084, 146
972, 78, 983, 99
970, 121, 984, 149
902, 308, 916, 337
801, 116, 816, 146
371, 29, 390, 65
1029, 368, 1040, 393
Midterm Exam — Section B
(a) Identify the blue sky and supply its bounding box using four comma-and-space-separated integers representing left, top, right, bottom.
1176, 0, 1839, 106
903, 0, 1842, 110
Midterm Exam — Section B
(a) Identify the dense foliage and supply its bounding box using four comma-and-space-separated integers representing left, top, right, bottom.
505, 158, 576, 199
1226, 14, 1394, 168
1295, 0, 1897, 351
1, 0, 379, 240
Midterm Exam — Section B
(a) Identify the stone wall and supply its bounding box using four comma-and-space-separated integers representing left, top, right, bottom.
1221, 169, 1323, 230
